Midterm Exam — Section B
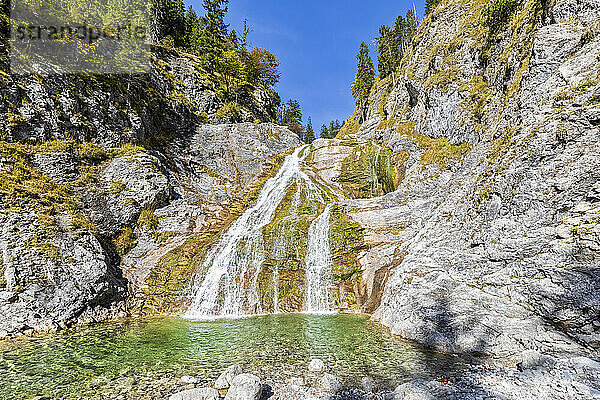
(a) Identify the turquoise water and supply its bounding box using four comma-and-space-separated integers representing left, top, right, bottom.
0, 314, 470, 399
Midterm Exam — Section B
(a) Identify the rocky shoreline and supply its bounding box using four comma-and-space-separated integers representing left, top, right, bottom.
164, 352, 600, 400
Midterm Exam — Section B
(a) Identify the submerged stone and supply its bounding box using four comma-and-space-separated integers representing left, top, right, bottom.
308, 358, 326, 373
180, 376, 201, 384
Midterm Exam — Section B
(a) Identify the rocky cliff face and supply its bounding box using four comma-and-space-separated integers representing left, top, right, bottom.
0, 47, 300, 337
313, 0, 600, 360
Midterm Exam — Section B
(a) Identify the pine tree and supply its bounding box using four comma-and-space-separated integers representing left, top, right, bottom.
184, 6, 201, 51
321, 124, 329, 138
198, 0, 229, 65
278, 99, 304, 136
394, 15, 407, 55
331, 120, 342, 136
227, 29, 239, 49
151, 0, 186, 45
320, 120, 342, 139
351, 42, 375, 122
241, 19, 251, 51
376, 25, 398, 79
305, 117, 316, 143
405, 9, 418, 44
284, 100, 302, 125
201, 0, 229, 40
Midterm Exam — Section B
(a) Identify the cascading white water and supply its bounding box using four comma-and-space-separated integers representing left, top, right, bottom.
304, 204, 335, 313
185, 146, 315, 319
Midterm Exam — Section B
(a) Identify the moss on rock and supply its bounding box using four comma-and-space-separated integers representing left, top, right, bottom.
329, 205, 367, 310
140, 233, 219, 314
383, 121, 472, 170
335, 142, 399, 199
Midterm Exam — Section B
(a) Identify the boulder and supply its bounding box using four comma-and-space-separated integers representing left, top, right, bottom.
393, 380, 436, 400
169, 388, 219, 400
224, 373, 262, 400
0, 291, 18, 303
317, 373, 342, 393
361, 377, 375, 393
215, 364, 243, 390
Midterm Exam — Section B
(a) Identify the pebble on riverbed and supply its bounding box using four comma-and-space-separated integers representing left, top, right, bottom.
180, 376, 202, 385
308, 358, 326, 373
167, 351, 600, 400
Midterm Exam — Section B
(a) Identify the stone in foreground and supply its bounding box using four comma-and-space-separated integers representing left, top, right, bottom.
169, 388, 219, 400
361, 376, 375, 393
317, 373, 342, 393
215, 364, 243, 389
224, 373, 262, 400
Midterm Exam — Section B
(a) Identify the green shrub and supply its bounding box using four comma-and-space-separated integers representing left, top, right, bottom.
483, 0, 522, 35
138, 209, 159, 233
215, 102, 241, 119
114, 227, 136, 256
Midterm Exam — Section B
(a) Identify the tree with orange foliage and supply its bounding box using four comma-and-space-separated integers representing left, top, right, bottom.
247, 47, 281, 88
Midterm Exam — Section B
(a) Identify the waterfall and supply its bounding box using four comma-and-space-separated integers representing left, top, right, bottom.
185, 146, 313, 319
304, 204, 335, 314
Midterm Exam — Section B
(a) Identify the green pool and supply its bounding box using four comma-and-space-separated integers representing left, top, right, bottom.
0, 314, 470, 399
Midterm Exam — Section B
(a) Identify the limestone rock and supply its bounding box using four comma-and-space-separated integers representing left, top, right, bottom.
336, 0, 600, 362
33, 152, 79, 184
180, 376, 202, 385
361, 377, 375, 393
308, 358, 326, 373
215, 365, 243, 390
224, 373, 262, 400
169, 388, 219, 400
393, 380, 436, 400
517, 350, 557, 371
317, 373, 342, 393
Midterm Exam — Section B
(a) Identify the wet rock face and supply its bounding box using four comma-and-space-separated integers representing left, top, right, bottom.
326, 0, 600, 360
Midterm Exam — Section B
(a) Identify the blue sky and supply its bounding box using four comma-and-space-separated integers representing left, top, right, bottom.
186, 0, 425, 133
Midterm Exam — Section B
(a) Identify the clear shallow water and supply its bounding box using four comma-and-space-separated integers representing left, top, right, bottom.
0, 314, 471, 399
